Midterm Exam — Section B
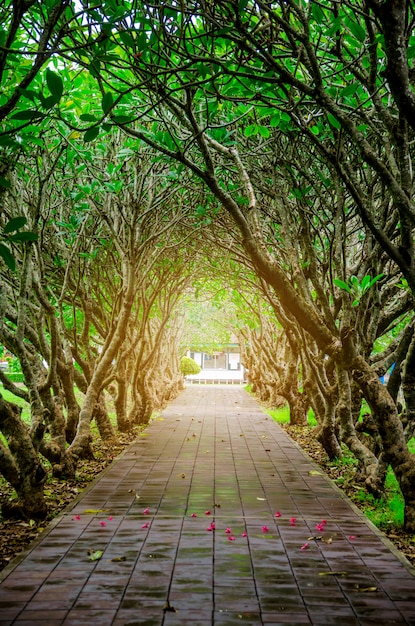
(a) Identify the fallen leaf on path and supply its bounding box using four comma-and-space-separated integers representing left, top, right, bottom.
354, 586, 379, 593
88, 549, 103, 561
163, 600, 177, 613
321, 536, 333, 545
318, 571, 348, 577
83, 509, 109, 514
111, 556, 126, 562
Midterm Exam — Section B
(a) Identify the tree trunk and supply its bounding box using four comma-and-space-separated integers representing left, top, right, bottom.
337, 368, 384, 497
115, 373, 130, 432
316, 392, 342, 460
0, 396, 48, 519
57, 360, 80, 444
68, 264, 135, 461
93, 393, 116, 441
350, 354, 415, 532
401, 333, 415, 440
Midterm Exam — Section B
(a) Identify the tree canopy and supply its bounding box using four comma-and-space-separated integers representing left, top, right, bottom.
1, 0, 415, 532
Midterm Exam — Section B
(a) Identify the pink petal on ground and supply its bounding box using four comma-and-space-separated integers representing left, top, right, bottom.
108, 516, 113, 521
141, 522, 150, 529
191, 513, 197, 517
274, 511, 282, 518
143, 508, 150, 515
228, 535, 236, 541
321, 519, 327, 525
205, 510, 211, 515
242, 531, 247, 537
290, 517, 297, 526
349, 535, 357, 540
300, 542, 309, 551
315, 523, 325, 532
225, 528, 232, 534
74, 515, 81, 521
99, 521, 107, 527
262, 526, 269, 533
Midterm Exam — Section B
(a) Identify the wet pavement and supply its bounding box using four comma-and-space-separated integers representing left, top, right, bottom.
1, 386, 415, 625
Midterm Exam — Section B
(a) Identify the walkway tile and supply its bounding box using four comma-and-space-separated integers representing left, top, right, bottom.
1, 386, 415, 625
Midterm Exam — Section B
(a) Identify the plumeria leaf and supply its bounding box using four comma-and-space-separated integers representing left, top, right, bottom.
0, 243, 15, 271
3, 216, 27, 233
333, 278, 351, 293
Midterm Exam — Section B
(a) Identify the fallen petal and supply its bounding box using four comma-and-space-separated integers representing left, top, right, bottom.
108, 516, 113, 521
262, 526, 269, 533
290, 517, 297, 526
99, 521, 107, 527
205, 510, 211, 515
300, 542, 309, 551
191, 513, 197, 518
274, 511, 282, 518
349, 535, 357, 540
74, 515, 81, 521
228, 535, 236, 541
143, 508, 150, 515
225, 527, 232, 534
242, 531, 247, 537
141, 522, 150, 529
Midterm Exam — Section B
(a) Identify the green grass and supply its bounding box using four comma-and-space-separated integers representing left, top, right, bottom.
0, 386, 30, 422
267, 401, 415, 532
266, 404, 317, 427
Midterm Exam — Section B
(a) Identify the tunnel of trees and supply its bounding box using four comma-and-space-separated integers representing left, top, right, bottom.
1, 0, 415, 532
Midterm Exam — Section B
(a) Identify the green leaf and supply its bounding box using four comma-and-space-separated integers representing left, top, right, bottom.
346, 19, 366, 43
244, 124, 258, 137
333, 278, 351, 293
341, 83, 359, 97
88, 550, 103, 561
101, 92, 114, 114
3, 216, 27, 234
310, 125, 320, 135
40, 94, 60, 110
11, 110, 46, 121
80, 113, 100, 122
258, 125, 270, 138
327, 113, 341, 129
46, 68, 63, 100
311, 4, 324, 23
0, 176, 11, 189
270, 112, 281, 127
8, 232, 38, 242
112, 114, 136, 124
0, 243, 15, 270
361, 275, 371, 290
84, 127, 100, 142
367, 273, 384, 289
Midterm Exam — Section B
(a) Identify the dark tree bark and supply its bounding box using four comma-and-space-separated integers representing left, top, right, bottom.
0, 396, 47, 519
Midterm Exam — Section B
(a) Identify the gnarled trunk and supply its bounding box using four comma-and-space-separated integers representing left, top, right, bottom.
0, 396, 47, 519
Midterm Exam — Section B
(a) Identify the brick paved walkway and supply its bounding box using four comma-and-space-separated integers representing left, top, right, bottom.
1, 386, 415, 625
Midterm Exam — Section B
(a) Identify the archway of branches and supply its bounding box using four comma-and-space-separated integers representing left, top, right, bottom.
1, 0, 415, 532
